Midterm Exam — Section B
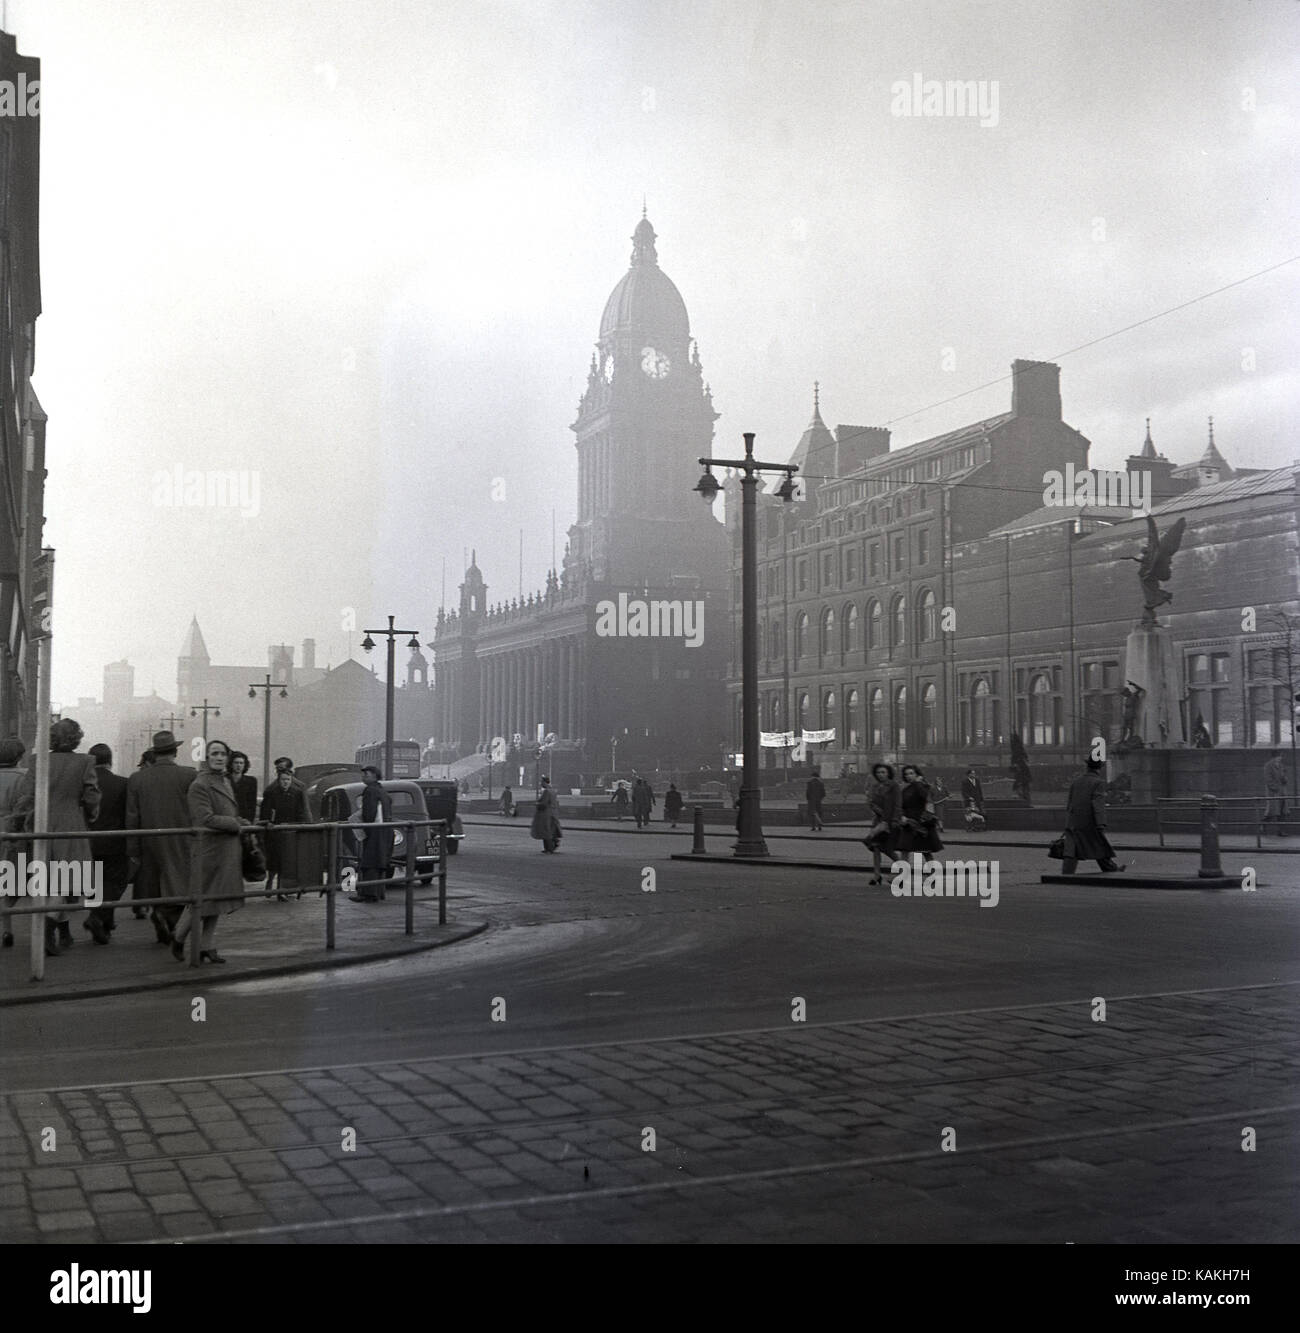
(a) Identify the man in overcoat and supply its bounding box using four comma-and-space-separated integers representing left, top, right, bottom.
126, 730, 196, 942
355, 767, 393, 901
1060, 758, 1124, 874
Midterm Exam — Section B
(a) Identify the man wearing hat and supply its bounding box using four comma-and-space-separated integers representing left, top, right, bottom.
126, 729, 197, 942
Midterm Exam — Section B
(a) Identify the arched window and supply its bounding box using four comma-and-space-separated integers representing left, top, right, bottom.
843, 604, 859, 655
866, 600, 882, 653
794, 613, 808, 663
822, 689, 836, 731
1030, 672, 1059, 746
845, 688, 861, 749
819, 607, 835, 658
869, 687, 885, 747
917, 588, 937, 643
891, 594, 906, 649
971, 678, 993, 746
922, 682, 938, 746
797, 690, 811, 733
893, 684, 908, 748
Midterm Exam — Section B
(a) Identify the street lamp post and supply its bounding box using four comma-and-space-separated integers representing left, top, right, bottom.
247, 676, 288, 788
362, 615, 420, 780
189, 698, 221, 742
1264, 610, 1298, 816
160, 712, 184, 734
695, 432, 798, 857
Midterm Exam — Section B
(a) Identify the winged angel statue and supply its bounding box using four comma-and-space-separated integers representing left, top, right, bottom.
1124, 514, 1187, 624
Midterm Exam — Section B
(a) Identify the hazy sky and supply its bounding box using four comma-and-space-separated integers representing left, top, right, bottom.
13, 0, 1298, 706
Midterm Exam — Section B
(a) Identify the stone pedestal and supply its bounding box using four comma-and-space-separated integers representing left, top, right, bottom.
1123, 619, 1185, 748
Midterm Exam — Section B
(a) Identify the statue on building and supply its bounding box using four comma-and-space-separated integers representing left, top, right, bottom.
1125, 515, 1187, 624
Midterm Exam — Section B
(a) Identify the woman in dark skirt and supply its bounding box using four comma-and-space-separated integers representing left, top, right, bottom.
863, 762, 902, 885
895, 763, 943, 861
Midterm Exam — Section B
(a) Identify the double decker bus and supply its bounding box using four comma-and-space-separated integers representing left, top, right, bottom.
354, 739, 422, 779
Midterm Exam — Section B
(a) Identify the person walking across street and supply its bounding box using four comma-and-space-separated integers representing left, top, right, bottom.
17, 719, 100, 957
805, 768, 827, 831
125, 729, 196, 945
84, 744, 130, 944
1058, 757, 1125, 874
260, 767, 312, 900
499, 785, 515, 817
0, 738, 27, 948
173, 740, 249, 964
610, 781, 630, 821
1263, 750, 1288, 835
663, 783, 684, 828
895, 764, 943, 864
631, 776, 655, 829
863, 762, 901, 886
531, 776, 562, 852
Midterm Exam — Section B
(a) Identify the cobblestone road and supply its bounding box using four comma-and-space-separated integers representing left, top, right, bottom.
3, 982, 1294, 1243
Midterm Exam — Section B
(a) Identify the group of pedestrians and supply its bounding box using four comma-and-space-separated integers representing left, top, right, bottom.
0, 722, 326, 966
861, 762, 945, 884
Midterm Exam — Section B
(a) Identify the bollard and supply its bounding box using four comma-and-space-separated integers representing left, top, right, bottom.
1199, 793, 1223, 879
691, 806, 706, 855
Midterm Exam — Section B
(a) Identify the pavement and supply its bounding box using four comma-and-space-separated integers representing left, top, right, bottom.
0, 882, 487, 1007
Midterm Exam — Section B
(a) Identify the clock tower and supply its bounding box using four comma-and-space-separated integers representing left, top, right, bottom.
565, 212, 726, 587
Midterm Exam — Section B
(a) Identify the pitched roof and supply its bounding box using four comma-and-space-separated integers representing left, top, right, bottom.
1149, 465, 1294, 516
850, 412, 1012, 480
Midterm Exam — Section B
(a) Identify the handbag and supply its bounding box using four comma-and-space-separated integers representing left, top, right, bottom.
241, 834, 267, 882
1048, 832, 1074, 861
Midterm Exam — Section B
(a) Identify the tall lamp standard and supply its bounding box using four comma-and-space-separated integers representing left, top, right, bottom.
695, 432, 798, 857
247, 676, 288, 788
190, 698, 221, 742
361, 616, 420, 780
1263, 609, 1299, 816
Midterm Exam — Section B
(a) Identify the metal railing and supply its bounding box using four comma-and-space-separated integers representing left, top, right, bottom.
2, 817, 452, 981
1154, 796, 1270, 850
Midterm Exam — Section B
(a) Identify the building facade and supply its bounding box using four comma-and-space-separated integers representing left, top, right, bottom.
431, 214, 730, 780
0, 30, 46, 743
729, 361, 1296, 784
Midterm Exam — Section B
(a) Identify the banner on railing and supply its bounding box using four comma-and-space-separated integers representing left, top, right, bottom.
802, 728, 835, 744
760, 731, 796, 748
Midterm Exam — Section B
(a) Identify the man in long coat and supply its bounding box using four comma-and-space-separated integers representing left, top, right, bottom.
631, 777, 655, 829
1061, 758, 1124, 874
356, 767, 393, 901
126, 730, 195, 942
805, 768, 826, 831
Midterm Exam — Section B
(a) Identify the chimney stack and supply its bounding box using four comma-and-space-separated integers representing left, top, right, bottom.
1010, 360, 1062, 420
835, 425, 890, 473
302, 638, 316, 672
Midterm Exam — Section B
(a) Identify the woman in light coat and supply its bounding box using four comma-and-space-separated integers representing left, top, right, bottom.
863, 762, 902, 885
173, 739, 249, 964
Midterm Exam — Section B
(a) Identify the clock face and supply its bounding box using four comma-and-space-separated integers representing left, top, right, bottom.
641, 346, 671, 379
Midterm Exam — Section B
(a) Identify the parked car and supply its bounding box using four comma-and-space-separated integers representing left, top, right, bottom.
415, 779, 465, 855
317, 779, 447, 883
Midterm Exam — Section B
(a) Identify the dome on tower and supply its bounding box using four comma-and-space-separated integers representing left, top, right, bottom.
599, 212, 690, 343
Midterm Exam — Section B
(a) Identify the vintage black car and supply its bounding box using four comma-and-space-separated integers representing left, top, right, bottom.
317, 779, 453, 882
415, 779, 465, 855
